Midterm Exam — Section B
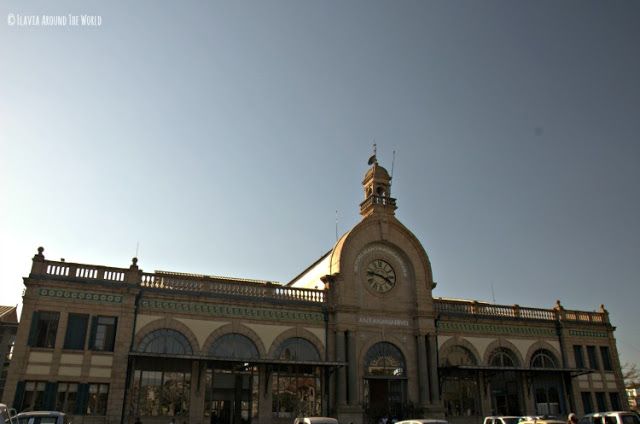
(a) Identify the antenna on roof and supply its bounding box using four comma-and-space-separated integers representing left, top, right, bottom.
391, 150, 396, 179
335, 210, 339, 241
491, 283, 496, 304
135, 242, 140, 258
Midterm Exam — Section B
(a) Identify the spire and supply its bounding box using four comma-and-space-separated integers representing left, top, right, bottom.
359, 151, 396, 218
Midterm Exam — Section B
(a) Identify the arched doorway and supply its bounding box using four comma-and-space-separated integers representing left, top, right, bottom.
363, 342, 406, 423
206, 333, 260, 424
441, 346, 481, 420
271, 337, 322, 419
131, 329, 194, 419
530, 349, 565, 416
488, 348, 522, 416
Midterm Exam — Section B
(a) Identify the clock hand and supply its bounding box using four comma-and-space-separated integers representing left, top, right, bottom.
367, 271, 392, 284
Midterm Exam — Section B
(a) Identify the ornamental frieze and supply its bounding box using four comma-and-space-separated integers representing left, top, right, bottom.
437, 320, 555, 337
568, 329, 608, 338
140, 299, 324, 323
38, 288, 123, 304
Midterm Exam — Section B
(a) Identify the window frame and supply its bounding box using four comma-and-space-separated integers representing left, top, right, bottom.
90, 316, 117, 352
86, 383, 109, 415
63, 314, 89, 350
587, 346, 599, 370
600, 346, 613, 371
28, 311, 60, 349
55, 382, 79, 414
574, 345, 585, 369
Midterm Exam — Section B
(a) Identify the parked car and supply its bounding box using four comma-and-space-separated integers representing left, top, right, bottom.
578, 412, 640, 424
395, 419, 448, 424
484, 416, 523, 424
293, 417, 339, 424
13, 411, 70, 424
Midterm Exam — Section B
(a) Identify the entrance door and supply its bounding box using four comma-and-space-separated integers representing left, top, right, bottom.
489, 372, 521, 416
206, 368, 257, 424
365, 379, 405, 420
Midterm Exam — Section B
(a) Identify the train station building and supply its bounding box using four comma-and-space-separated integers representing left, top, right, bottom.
2, 159, 627, 424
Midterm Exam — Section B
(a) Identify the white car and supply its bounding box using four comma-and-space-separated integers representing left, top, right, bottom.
578, 412, 640, 424
484, 416, 522, 424
13, 411, 70, 424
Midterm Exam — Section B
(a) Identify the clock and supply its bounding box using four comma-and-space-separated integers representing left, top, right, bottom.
366, 259, 396, 293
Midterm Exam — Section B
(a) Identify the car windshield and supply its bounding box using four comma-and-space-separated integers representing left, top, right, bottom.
503, 419, 520, 424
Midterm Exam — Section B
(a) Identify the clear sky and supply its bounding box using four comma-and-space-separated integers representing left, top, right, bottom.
1, 1, 639, 368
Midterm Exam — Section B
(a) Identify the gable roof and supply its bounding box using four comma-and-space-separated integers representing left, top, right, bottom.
0, 305, 18, 323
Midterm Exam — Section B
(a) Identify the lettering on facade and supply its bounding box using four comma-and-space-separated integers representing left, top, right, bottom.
358, 316, 410, 327
354, 244, 409, 277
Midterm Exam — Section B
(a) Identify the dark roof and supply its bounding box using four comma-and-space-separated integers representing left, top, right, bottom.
0, 305, 17, 323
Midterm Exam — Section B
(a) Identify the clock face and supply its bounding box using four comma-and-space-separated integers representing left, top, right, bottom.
366, 259, 396, 293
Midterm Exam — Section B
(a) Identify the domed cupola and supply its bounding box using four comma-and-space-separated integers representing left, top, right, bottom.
360, 149, 397, 218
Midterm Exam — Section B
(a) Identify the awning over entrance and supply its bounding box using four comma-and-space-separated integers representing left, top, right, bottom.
440, 364, 593, 377
129, 351, 347, 367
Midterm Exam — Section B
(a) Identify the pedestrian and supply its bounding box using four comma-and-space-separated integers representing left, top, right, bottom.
568, 413, 578, 424
211, 411, 219, 424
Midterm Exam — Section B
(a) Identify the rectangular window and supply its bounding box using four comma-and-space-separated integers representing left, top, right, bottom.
595, 391, 607, 411
63, 314, 89, 350
600, 346, 613, 371
22, 381, 47, 411
87, 383, 109, 415
587, 346, 599, 370
90, 316, 117, 351
574, 345, 585, 368
28, 311, 60, 348
56, 383, 78, 414
581, 392, 593, 414
609, 392, 621, 411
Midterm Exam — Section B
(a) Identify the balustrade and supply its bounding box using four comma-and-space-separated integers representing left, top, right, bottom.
435, 298, 605, 323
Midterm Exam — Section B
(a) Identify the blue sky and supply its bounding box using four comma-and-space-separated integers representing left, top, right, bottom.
1, 1, 639, 367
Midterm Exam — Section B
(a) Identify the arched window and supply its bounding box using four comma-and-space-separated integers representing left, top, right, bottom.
531, 349, 558, 368
209, 333, 259, 360
274, 337, 320, 361
489, 347, 519, 367
445, 346, 477, 367
364, 342, 405, 377
137, 329, 193, 355
272, 338, 322, 417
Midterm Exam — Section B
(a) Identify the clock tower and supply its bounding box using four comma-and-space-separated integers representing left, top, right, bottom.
360, 154, 397, 218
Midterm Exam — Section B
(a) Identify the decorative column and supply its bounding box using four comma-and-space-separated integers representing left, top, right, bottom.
417, 334, 430, 405
427, 334, 440, 403
336, 331, 347, 406
347, 331, 358, 405
190, 360, 205, 424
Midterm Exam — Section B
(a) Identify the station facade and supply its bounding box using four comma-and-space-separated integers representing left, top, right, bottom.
2, 160, 627, 424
